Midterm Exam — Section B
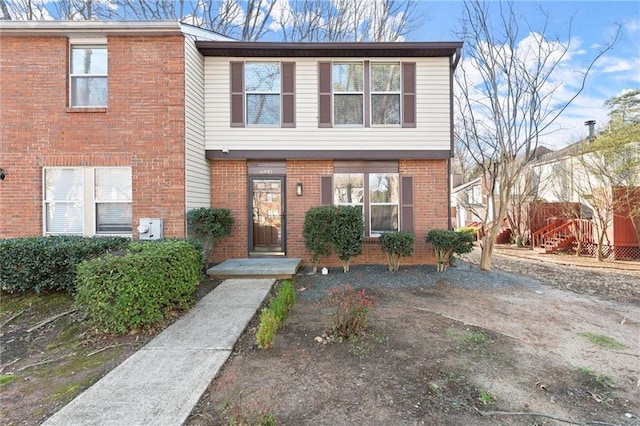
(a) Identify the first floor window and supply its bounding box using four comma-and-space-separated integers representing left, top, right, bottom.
44, 167, 132, 235
334, 172, 399, 236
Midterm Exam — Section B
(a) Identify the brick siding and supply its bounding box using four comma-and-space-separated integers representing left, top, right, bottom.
211, 159, 447, 266
0, 35, 188, 238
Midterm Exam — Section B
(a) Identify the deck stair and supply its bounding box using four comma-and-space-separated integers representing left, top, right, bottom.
532, 219, 593, 254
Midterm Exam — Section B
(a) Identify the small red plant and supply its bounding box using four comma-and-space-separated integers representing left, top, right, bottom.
325, 284, 375, 338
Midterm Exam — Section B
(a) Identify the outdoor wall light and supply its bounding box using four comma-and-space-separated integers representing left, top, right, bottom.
0, 168, 5, 180
296, 182, 303, 196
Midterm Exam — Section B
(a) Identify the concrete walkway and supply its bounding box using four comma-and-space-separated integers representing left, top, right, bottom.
43, 278, 275, 426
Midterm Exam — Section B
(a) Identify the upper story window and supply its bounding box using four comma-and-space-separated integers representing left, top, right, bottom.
333, 63, 364, 126
245, 62, 281, 126
319, 61, 415, 128
371, 63, 401, 125
70, 45, 108, 107
230, 61, 295, 128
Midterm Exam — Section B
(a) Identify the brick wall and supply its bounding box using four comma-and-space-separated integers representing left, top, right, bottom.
0, 34, 188, 238
210, 159, 448, 266
211, 160, 248, 261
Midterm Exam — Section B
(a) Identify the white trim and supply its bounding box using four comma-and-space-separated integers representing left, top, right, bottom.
68, 37, 107, 44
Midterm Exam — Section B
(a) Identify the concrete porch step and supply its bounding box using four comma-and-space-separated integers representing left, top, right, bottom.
206, 258, 302, 279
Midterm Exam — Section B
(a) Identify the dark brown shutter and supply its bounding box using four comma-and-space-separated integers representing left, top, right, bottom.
400, 175, 414, 232
230, 62, 244, 127
364, 61, 370, 128
318, 62, 332, 128
282, 62, 295, 128
320, 176, 333, 205
402, 62, 416, 128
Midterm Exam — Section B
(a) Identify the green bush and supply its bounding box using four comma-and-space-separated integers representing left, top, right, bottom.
425, 230, 475, 272
329, 206, 364, 273
74, 240, 201, 334
256, 308, 279, 349
0, 236, 130, 294
186, 208, 234, 265
456, 226, 478, 241
302, 206, 334, 273
256, 280, 296, 349
379, 232, 415, 272
303, 206, 364, 273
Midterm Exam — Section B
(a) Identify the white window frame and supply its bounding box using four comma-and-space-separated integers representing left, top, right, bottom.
245, 61, 281, 127
333, 172, 400, 237
69, 42, 108, 108
369, 173, 400, 236
332, 62, 364, 127
370, 62, 401, 127
43, 167, 132, 236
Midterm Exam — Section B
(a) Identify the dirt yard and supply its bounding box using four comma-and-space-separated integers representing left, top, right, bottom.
187, 250, 640, 425
2, 249, 639, 425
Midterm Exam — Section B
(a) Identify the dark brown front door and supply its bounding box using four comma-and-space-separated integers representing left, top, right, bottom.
250, 177, 285, 254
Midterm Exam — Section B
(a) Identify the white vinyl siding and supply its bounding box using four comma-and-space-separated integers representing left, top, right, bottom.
203, 56, 451, 152
184, 35, 211, 210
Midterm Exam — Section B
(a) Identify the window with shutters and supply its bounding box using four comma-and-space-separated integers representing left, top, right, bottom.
333, 63, 364, 126
320, 61, 414, 128
245, 62, 281, 126
69, 45, 108, 107
230, 61, 295, 127
370, 63, 401, 125
44, 167, 132, 235
333, 172, 400, 236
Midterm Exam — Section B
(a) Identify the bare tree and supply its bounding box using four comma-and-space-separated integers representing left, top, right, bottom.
455, 0, 619, 270
3, 0, 423, 42
270, 0, 423, 42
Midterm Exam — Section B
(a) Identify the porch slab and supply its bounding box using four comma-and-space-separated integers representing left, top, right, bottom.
207, 258, 302, 279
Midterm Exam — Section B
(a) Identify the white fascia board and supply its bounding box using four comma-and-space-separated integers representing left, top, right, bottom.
0, 20, 183, 37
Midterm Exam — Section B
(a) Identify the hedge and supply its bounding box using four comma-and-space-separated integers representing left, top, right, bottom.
75, 240, 201, 334
0, 236, 131, 293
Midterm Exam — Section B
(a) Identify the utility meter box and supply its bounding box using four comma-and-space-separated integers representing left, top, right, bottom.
137, 218, 163, 240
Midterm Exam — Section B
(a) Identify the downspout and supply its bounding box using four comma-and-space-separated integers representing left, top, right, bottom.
448, 47, 462, 229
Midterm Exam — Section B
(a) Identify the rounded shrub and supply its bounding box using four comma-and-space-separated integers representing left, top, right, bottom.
74, 240, 201, 334
379, 231, 415, 272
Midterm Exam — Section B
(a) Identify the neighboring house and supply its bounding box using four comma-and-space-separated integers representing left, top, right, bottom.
0, 21, 463, 266
450, 177, 492, 229
526, 136, 640, 259
0, 20, 229, 241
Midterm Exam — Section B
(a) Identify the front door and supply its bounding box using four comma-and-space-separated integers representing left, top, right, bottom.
250, 177, 285, 255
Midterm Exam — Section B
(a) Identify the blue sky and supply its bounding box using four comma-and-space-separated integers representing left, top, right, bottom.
406, 0, 640, 149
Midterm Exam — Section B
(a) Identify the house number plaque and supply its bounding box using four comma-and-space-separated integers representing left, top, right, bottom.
248, 161, 286, 175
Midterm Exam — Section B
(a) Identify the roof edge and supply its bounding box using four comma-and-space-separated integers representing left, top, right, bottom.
196, 40, 464, 58
0, 20, 223, 38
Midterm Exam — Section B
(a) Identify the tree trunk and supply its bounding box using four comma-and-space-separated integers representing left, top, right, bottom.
480, 235, 495, 271
596, 232, 605, 261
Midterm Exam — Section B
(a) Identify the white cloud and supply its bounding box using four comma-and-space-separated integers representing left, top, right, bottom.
601, 58, 634, 73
